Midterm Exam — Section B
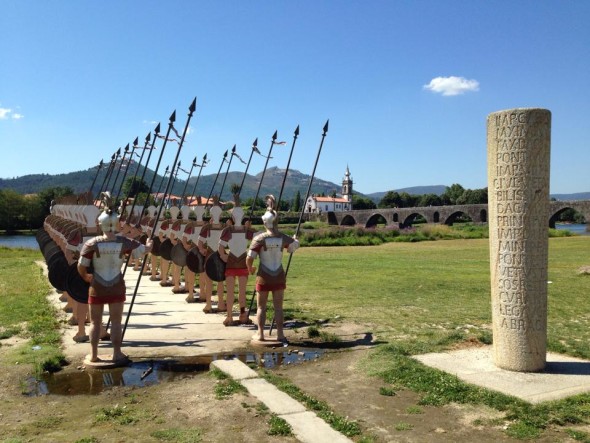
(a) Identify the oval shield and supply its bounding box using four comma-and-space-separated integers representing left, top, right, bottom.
186, 247, 205, 273
47, 254, 69, 292
205, 251, 226, 282
65, 262, 89, 304
159, 239, 173, 261
151, 236, 162, 256
171, 243, 188, 267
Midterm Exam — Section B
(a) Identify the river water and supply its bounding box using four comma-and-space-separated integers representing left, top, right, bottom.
0, 223, 588, 250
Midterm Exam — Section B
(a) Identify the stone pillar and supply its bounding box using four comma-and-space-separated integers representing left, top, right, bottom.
487, 108, 551, 372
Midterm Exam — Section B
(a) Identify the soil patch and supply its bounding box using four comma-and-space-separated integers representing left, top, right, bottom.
0, 323, 581, 442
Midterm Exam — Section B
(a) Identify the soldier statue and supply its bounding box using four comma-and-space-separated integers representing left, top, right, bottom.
77, 192, 152, 365
246, 195, 299, 343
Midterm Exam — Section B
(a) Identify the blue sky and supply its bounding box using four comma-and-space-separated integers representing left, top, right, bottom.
1, 1, 589, 195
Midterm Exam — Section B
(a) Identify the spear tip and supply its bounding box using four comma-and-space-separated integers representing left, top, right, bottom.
232, 144, 236, 153
253, 138, 258, 147
223, 150, 228, 157
203, 153, 208, 160
116, 147, 121, 155
294, 125, 300, 136
169, 110, 176, 123
272, 130, 278, 140
189, 97, 197, 113
193, 156, 197, 164
155, 123, 161, 134
133, 137, 139, 146
323, 120, 329, 133
145, 132, 151, 142
124, 143, 130, 152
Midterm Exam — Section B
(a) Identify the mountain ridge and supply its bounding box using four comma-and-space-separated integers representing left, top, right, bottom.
0, 167, 588, 202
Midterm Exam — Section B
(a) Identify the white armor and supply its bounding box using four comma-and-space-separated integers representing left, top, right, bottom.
93, 241, 125, 284
257, 236, 284, 272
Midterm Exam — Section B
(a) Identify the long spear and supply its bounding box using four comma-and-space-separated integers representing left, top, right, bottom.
188, 154, 208, 203
88, 160, 104, 195
237, 138, 258, 200
269, 120, 328, 335
249, 131, 277, 216
180, 157, 197, 205
95, 152, 117, 203
123, 97, 197, 339
217, 145, 237, 203
115, 138, 139, 206
204, 149, 229, 209
123, 130, 156, 226
102, 147, 122, 198
155, 166, 170, 205
112, 144, 130, 203
276, 125, 300, 210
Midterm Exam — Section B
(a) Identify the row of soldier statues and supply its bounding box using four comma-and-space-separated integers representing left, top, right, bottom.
40, 192, 297, 365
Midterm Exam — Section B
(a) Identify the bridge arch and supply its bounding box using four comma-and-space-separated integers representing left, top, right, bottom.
340, 214, 356, 226
365, 213, 388, 228
402, 212, 426, 228
433, 211, 440, 223
479, 209, 488, 223
444, 211, 473, 226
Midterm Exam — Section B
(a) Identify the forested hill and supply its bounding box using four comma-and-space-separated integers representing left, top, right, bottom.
0, 165, 344, 202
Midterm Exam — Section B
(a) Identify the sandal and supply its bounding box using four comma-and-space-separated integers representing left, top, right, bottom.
223, 318, 238, 327
73, 334, 89, 343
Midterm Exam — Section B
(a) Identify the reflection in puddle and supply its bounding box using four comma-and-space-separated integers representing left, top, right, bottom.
33, 349, 324, 396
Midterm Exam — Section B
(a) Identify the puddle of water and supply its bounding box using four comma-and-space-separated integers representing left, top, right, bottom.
33, 349, 324, 396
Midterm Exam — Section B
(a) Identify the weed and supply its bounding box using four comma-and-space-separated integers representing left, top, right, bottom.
379, 386, 396, 396
214, 378, 246, 399
75, 438, 99, 443
394, 422, 413, 431
150, 428, 203, 442
95, 405, 139, 425
406, 405, 423, 414
566, 428, 590, 442
267, 414, 292, 436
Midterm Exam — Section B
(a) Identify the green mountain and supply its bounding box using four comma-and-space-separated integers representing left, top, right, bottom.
0, 165, 343, 203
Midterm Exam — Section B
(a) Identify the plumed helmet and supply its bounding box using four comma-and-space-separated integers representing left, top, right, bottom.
98, 192, 120, 233
262, 194, 278, 229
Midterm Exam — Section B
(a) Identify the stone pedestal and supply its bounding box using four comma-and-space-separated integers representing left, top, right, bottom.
487, 108, 551, 372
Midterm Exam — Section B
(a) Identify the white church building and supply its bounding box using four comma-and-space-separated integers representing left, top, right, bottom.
305, 166, 353, 213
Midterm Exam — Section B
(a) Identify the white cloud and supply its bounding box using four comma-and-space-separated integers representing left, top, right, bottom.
423, 76, 480, 96
0, 106, 24, 119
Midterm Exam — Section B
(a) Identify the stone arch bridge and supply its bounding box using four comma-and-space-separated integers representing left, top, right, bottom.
328, 200, 590, 229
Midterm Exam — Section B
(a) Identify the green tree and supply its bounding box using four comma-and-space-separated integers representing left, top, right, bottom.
418, 193, 442, 207
292, 190, 302, 212
352, 194, 377, 210
122, 177, 150, 198
442, 184, 465, 205
0, 190, 27, 232
37, 186, 75, 214
378, 191, 401, 208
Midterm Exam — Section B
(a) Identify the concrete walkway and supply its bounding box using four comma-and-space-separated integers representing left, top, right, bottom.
211, 359, 353, 443
48, 263, 353, 443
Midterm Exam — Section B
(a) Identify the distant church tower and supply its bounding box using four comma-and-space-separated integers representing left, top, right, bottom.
342, 165, 353, 202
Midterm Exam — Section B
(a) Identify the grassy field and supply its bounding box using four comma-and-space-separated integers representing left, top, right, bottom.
285, 236, 590, 358
2, 236, 589, 364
